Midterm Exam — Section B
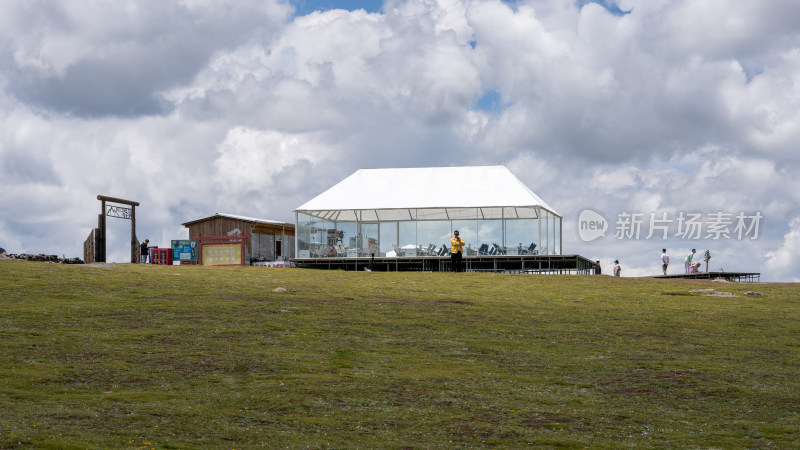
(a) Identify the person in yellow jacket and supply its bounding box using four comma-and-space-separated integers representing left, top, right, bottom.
450, 230, 466, 272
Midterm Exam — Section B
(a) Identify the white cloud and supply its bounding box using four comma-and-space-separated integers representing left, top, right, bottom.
0, 0, 292, 116
764, 218, 800, 282
214, 127, 334, 195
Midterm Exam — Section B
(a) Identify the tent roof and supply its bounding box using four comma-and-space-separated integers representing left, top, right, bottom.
295, 166, 560, 221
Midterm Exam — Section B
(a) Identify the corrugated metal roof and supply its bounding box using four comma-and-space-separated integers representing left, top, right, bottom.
182, 213, 294, 227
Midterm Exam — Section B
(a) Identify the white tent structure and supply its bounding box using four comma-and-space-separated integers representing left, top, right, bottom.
295, 166, 562, 258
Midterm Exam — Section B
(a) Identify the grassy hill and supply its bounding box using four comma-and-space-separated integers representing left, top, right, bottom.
1, 260, 798, 448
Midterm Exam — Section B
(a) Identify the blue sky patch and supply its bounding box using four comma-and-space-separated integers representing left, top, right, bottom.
289, 0, 384, 16
741, 64, 764, 84
287, 0, 630, 18
475, 89, 509, 116
576, 0, 631, 16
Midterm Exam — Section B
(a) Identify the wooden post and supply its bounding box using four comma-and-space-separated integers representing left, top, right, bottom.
99, 199, 106, 263
131, 205, 137, 263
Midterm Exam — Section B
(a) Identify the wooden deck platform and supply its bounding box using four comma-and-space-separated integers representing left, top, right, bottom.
292, 254, 598, 274
653, 272, 761, 282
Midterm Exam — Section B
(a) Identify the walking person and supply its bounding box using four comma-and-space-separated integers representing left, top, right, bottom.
613, 260, 621, 277
661, 248, 669, 275
685, 249, 696, 274
450, 230, 466, 272
140, 239, 149, 264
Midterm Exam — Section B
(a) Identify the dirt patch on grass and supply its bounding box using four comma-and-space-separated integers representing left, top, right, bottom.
375, 298, 426, 305
438, 299, 475, 305
600, 369, 712, 396
690, 289, 736, 297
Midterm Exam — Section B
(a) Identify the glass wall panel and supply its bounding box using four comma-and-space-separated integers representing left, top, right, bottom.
416, 209, 448, 220
517, 207, 538, 219
540, 211, 550, 255
297, 213, 312, 258
476, 220, 502, 255
536, 211, 561, 255
297, 213, 336, 258
449, 208, 480, 220
380, 222, 397, 256
505, 219, 537, 255
554, 217, 561, 255
416, 220, 452, 256
398, 221, 417, 256
377, 209, 410, 221
481, 207, 504, 219
337, 222, 357, 256
452, 220, 477, 255
358, 223, 379, 257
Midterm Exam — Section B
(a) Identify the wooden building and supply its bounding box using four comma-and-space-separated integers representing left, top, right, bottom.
182, 213, 295, 263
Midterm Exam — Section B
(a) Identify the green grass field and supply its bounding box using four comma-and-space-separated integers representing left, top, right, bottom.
1, 260, 798, 448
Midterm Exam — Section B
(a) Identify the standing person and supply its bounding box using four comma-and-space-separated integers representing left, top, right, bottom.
685, 249, 696, 274
661, 248, 669, 275
613, 260, 621, 277
140, 239, 150, 264
450, 230, 466, 272
595, 260, 602, 275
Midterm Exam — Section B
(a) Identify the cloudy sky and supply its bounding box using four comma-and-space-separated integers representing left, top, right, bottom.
1, 0, 799, 281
